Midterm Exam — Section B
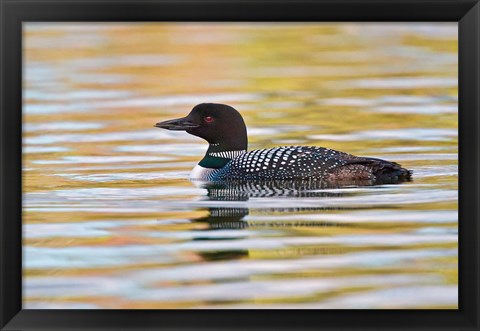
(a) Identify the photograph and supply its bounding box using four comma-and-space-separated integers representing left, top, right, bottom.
23, 22, 458, 309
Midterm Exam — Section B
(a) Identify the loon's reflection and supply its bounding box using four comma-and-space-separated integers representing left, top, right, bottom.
192, 179, 382, 230
203, 179, 373, 200
191, 179, 407, 262
194, 207, 249, 230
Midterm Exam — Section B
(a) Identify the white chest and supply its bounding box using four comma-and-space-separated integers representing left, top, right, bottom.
190, 164, 217, 180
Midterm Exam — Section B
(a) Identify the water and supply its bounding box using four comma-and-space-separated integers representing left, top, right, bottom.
23, 23, 458, 309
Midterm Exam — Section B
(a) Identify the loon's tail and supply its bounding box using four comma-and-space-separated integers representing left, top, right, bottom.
349, 157, 412, 183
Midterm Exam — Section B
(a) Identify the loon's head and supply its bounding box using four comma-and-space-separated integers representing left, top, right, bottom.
155, 103, 248, 152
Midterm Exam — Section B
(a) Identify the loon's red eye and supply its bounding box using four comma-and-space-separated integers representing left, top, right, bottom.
204, 116, 214, 123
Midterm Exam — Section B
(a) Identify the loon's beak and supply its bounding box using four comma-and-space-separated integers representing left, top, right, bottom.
154, 117, 199, 131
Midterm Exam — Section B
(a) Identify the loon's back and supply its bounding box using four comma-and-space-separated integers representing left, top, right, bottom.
203, 146, 411, 182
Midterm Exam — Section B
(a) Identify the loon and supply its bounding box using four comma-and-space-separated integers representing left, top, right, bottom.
154, 103, 412, 183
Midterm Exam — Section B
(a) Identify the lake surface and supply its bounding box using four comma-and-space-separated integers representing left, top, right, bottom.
23, 23, 458, 309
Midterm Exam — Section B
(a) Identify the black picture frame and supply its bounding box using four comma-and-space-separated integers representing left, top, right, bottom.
1, 0, 479, 330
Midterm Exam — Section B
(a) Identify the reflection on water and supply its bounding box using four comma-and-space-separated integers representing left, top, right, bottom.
23, 23, 457, 309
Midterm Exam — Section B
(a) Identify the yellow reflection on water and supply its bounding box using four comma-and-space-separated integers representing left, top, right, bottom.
23, 23, 457, 309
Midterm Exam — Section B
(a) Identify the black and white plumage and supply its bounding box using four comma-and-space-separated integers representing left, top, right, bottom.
155, 103, 412, 183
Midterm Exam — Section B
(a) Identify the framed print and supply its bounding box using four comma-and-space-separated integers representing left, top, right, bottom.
1, 0, 479, 330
